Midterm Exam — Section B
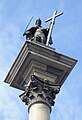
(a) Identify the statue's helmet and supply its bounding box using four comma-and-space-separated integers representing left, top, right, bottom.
35, 18, 42, 26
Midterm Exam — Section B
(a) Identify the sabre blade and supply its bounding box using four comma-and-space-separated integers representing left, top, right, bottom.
24, 16, 34, 32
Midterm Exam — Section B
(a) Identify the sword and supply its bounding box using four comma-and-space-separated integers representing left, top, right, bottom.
23, 16, 34, 35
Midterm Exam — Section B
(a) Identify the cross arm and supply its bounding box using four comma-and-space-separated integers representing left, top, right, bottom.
45, 12, 63, 23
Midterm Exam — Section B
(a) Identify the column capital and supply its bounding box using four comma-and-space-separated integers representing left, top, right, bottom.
19, 75, 60, 111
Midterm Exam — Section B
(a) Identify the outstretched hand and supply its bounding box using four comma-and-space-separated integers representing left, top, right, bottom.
23, 32, 26, 36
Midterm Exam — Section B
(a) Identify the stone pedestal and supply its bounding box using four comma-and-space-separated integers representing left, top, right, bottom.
4, 40, 77, 120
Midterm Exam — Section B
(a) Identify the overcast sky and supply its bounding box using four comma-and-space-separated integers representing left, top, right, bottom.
0, 0, 82, 120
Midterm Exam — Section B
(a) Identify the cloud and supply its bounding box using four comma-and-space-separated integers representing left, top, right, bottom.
0, 2, 25, 119
0, 82, 27, 120
0, 22, 23, 82
51, 82, 82, 120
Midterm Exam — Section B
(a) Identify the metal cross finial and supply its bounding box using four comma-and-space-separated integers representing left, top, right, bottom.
45, 11, 63, 46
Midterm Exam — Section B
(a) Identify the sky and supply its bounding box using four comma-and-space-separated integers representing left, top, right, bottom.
0, 0, 82, 120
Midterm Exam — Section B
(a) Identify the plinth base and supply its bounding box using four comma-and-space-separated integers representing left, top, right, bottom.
4, 41, 77, 91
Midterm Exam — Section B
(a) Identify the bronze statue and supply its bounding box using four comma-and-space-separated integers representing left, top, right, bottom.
23, 18, 53, 45
23, 11, 63, 46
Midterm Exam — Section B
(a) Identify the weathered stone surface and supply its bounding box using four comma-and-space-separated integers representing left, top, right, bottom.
19, 75, 60, 111
4, 41, 77, 91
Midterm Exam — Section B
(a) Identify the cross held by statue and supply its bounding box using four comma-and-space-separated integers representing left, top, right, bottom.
45, 11, 63, 46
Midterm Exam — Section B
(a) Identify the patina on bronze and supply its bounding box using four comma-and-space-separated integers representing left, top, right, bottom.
23, 18, 53, 45
23, 11, 63, 46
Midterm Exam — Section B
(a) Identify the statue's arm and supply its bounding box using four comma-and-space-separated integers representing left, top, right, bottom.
23, 26, 38, 36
